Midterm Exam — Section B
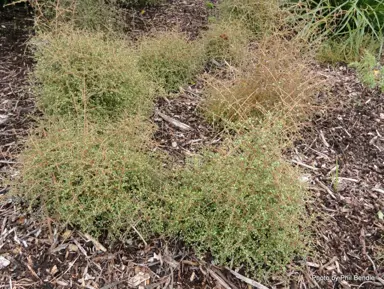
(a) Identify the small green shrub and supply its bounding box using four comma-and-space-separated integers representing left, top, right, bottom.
32, 0, 162, 31
349, 50, 384, 90
218, 0, 282, 36
202, 21, 250, 66
137, 32, 206, 93
14, 116, 165, 240
159, 119, 308, 279
32, 29, 155, 120
32, 0, 123, 31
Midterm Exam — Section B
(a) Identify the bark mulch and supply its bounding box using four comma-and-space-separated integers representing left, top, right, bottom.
290, 64, 384, 288
152, 83, 223, 164
123, 0, 213, 40
0, 199, 244, 289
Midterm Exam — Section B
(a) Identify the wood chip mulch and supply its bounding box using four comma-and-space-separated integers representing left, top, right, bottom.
152, 84, 223, 164
123, 0, 213, 40
1, 199, 246, 289
290, 64, 384, 288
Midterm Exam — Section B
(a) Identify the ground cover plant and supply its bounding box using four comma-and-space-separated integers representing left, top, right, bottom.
31, 28, 156, 120
218, 0, 282, 36
203, 36, 318, 126
158, 118, 309, 279
31, 0, 162, 31
137, 31, 206, 93
349, 49, 384, 90
201, 20, 251, 66
14, 115, 166, 241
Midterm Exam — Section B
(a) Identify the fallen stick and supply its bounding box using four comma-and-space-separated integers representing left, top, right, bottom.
155, 109, 192, 131
225, 267, 269, 289
208, 268, 232, 289
372, 188, 384, 194
291, 159, 319, 171
316, 179, 337, 200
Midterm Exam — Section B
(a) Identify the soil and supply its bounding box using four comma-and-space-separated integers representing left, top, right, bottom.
1, 1, 384, 289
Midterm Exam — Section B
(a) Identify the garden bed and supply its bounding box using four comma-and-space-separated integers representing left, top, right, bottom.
0, 1, 383, 289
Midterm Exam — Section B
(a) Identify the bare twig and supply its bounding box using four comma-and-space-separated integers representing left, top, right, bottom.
225, 267, 269, 289
131, 225, 147, 247
291, 159, 319, 171
208, 268, 232, 289
83, 233, 107, 252
320, 130, 330, 148
155, 109, 192, 131
372, 188, 384, 194
316, 179, 337, 200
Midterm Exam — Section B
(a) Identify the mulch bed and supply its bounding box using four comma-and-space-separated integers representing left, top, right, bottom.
291, 65, 384, 288
123, 0, 213, 40
0, 199, 234, 289
152, 84, 223, 164
0, 4, 36, 194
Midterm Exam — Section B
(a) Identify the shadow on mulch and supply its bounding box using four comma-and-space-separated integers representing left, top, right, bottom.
0, 4, 37, 193
122, 0, 213, 40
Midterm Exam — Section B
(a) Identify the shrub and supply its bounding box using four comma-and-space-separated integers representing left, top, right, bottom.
291, 0, 384, 61
31, 0, 162, 31
137, 32, 206, 93
202, 21, 251, 66
159, 119, 308, 279
202, 36, 318, 126
218, 0, 282, 36
31, 29, 155, 120
349, 50, 384, 90
31, 0, 123, 31
14, 116, 166, 240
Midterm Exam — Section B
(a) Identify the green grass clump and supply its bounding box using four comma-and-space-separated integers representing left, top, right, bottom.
160, 120, 308, 278
138, 32, 206, 93
218, 0, 282, 36
349, 50, 384, 90
14, 116, 165, 240
202, 21, 251, 66
316, 36, 380, 63
32, 29, 155, 120
291, 0, 384, 61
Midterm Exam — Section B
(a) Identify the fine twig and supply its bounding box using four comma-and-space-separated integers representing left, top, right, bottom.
225, 267, 269, 289
155, 109, 192, 131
